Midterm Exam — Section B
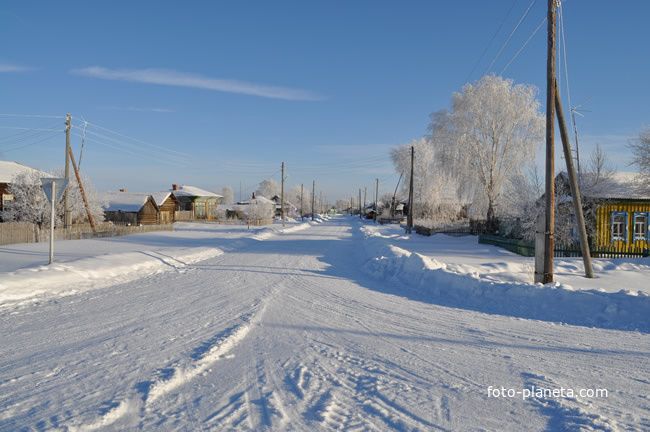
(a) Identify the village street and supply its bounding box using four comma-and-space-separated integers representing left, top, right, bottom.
0, 217, 648, 431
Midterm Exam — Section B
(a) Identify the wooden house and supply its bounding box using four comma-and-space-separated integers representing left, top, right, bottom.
152, 192, 181, 224
100, 191, 160, 225
270, 195, 298, 218
556, 171, 650, 252
0, 161, 49, 213
170, 184, 223, 220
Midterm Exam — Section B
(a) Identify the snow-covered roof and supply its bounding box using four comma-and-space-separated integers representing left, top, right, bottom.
152, 191, 173, 206
237, 196, 275, 205
99, 191, 156, 212
557, 171, 650, 200
0, 160, 50, 183
171, 185, 222, 199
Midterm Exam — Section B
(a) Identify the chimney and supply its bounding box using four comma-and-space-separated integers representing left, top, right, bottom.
172, 184, 178, 191
119, 188, 127, 192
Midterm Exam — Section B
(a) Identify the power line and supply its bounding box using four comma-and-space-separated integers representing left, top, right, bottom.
0, 126, 63, 132
0, 113, 66, 119
465, 0, 518, 83
484, 0, 538, 75
70, 132, 186, 166
499, 16, 547, 75
71, 126, 190, 164
0, 131, 60, 153
71, 116, 190, 157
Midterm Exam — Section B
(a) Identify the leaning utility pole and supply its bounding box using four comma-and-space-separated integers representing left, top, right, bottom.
406, 146, 414, 234
300, 184, 304, 220
542, 0, 556, 284
64, 114, 71, 228
312, 180, 315, 221
68, 146, 96, 232
555, 83, 594, 278
281, 162, 285, 227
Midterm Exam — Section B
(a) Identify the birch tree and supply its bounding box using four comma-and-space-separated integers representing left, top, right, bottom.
430, 75, 545, 227
256, 179, 280, 199
221, 186, 234, 205
629, 125, 650, 191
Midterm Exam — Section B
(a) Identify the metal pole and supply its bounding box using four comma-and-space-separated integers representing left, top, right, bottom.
49, 182, 55, 264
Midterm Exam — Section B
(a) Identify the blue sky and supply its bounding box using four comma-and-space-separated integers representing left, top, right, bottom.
1, 0, 648, 202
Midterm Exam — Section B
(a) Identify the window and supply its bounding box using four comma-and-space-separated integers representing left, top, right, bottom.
611, 212, 627, 242
633, 212, 649, 241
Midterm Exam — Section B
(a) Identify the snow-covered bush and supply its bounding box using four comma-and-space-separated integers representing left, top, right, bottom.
245, 202, 274, 221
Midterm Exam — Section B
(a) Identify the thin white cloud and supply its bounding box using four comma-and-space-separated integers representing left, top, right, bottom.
71, 66, 324, 101
99, 105, 175, 113
0, 63, 35, 73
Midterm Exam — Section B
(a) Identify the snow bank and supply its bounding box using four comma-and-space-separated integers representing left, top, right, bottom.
0, 247, 223, 309
359, 226, 650, 332
251, 220, 312, 241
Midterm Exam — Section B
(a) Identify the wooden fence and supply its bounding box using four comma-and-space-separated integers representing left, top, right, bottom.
478, 234, 650, 259
0, 222, 173, 246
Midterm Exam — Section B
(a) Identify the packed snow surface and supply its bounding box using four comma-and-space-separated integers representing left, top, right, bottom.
0, 216, 648, 431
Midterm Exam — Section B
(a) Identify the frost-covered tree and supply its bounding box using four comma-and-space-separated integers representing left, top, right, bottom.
221, 186, 234, 205
390, 137, 470, 221
245, 201, 274, 221
256, 178, 280, 199
286, 185, 303, 209
628, 125, 650, 191
51, 169, 105, 224
0, 170, 52, 227
430, 75, 545, 227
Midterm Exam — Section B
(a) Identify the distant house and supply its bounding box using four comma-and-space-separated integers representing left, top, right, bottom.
556, 171, 650, 251
0, 161, 50, 213
170, 184, 223, 220
270, 195, 298, 218
100, 191, 160, 225
225, 193, 275, 220
152, 192, 181, 224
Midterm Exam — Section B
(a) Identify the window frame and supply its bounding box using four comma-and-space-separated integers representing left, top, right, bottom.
633, 211, 649, 242
610, 211, 627, 243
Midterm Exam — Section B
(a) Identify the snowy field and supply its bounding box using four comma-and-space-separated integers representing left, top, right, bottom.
0, 216, 648, 431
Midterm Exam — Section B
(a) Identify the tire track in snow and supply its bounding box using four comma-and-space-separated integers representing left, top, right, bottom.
67, 298, 270, 431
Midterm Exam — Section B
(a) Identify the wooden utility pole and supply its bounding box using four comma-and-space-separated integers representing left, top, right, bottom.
359, 189, 362, 219
374, 178, 379, 223
555, 83, 594, 278
312, 180, 315, 221
542, 0, 557, 284
363, 187, 367, 208
281, 162, 285, 227
68, 147, 96, 232
64, 114, 71, 228
300, 184, 304, 220
320, 191, 323, 214
407, 146, 414, 234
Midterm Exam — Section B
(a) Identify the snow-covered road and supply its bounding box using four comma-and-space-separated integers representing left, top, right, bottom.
1, 217, 648, 431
